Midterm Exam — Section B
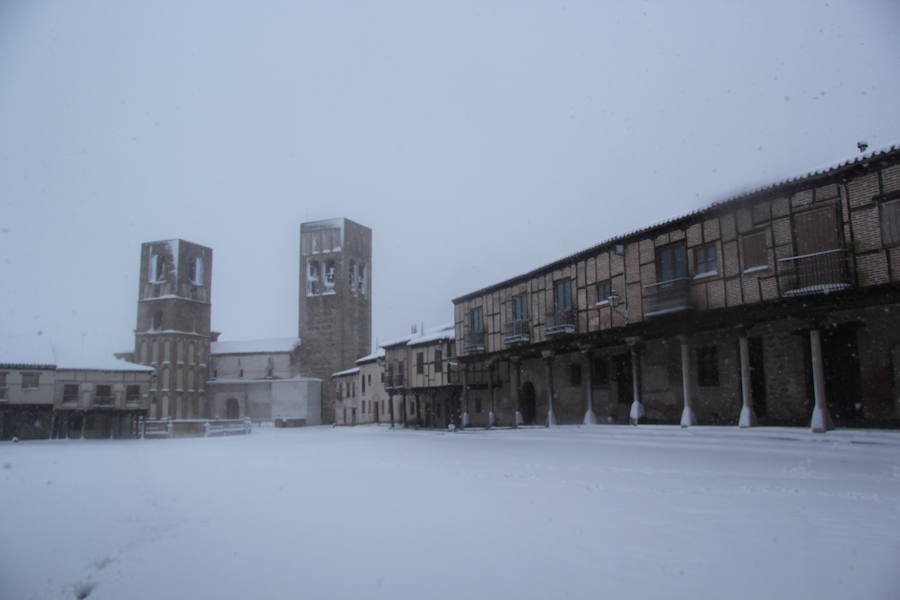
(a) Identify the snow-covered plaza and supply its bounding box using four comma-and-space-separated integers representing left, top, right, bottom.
2, 425, 899, 600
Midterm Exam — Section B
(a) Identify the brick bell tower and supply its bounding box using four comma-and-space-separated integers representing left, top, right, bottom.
297, 218, 372, 423
133, 239, 213, 419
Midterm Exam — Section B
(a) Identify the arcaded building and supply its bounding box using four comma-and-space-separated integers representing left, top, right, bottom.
453, 146, 900, 432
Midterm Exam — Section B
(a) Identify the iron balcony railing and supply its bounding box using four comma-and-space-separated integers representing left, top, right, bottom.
93, 395, 115, 406
643, 277, 693, 318
464, 330, 486, 353
544, 308, 576, 336
503, 320, 531, 344
384, 373, 405, 389
778, 249, 852, 297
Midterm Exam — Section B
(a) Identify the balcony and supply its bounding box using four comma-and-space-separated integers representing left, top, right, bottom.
643, 277, 693, 318
544, 308, 576, 336
384, 373, 405, 390
463, 330, 485, 353
778, 249, 852, 297
503, 320, 531, 345
93, 396, 115, 407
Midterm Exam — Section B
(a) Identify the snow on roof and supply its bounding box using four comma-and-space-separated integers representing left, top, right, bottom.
57, 357, 154, 372
379, 334, 414, 348
0, 336, 152, 372
0, 335, 56, 368
210, 338, 302, 355
355, 348, 385, 365
407, 322, 455, 346
453, 143, 900, 303
332, 366, 360, 377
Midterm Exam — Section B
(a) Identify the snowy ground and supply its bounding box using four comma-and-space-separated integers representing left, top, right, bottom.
2, 425, 899, 600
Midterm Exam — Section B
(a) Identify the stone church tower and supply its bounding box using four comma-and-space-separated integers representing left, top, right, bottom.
133, 239, 213, 419
297, 218, 372, 423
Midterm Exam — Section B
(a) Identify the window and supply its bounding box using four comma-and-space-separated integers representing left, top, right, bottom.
361, 373, 365, 394
469, 307, 484, 332
881, 198, 900, 247
570, 364, 582, 387
694, 244, 717, 276
591, 357, 609, 384
95, 384, 113, 403
126, 385, 140, 403
380, 372, 384, 383
0, 372, 6, 399
410, 400, 415, 415
512, 294, 528, 321
307, 260, 320, 296
697, 347, 719, 387
475, 397, 482, 413
595, 280, 611, 305
741, 232, 767, 271
368, 374, 371, 385
152, 311, 163, 331
657, 244, 688, 282
416, 352, 424, 374
150, 253, 165, 282
189, 257, 203, 285
21, 372, 40, 389
358, 264, 368, 296
324, 260, 336, 288
553, 279, 573, 312
434, 348, 443, 373
63, 384, 79, 403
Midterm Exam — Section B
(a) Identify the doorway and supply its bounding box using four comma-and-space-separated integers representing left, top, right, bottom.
520, 381, 536, 425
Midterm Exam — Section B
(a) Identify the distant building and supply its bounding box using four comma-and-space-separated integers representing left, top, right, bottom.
332, 322, 460, 428
207, 338, 320, 426
130, 219, 372, 424
0, 350, 153, 440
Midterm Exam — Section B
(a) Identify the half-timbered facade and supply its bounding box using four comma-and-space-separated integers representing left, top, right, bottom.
453, 146, 900, 432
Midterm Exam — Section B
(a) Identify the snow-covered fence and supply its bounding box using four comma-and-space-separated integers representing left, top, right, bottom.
140, 417, 252, 439
203, 417, 252, 437
140, 417, 173, 439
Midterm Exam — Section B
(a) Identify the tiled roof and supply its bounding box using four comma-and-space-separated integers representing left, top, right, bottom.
453, 144, 900, 303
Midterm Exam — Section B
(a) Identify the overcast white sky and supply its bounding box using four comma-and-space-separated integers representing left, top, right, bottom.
2, 0, 899, 360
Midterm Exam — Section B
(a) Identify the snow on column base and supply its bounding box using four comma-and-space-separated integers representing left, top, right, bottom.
515, 411, 523, 426
810, 406, 834, 433
462, 412, 470, 427
488, 411, 496, 427
629, 400, 645, 424
583, 410, 598, 425
680, 407, 696, 428
739, 405, 756, 428
547, 409, 557, 427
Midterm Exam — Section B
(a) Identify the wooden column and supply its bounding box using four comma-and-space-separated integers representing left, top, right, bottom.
582, 348, 597, 425
680, 338, 696, 427
629, 340, 645, 425
461, 365, 470, 428
488, 362, 497, 428
543, 351, 557, 427
511, 357, 522, 427
738, 332, 756, 428
809, 328, 834, 433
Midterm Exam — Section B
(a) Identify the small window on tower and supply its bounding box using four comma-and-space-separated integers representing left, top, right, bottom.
359, 264, 367, 296
307, 260, 321, 296
152, 311, 163, 331
324, 260, 336, 289
150, 253, 165, 283
189, 257, 204, 285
